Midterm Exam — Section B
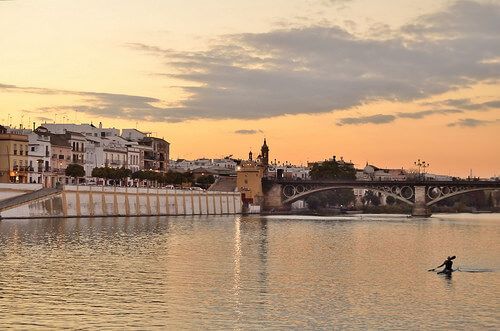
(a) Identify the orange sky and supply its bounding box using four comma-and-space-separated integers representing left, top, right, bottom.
0, 0, 499, 177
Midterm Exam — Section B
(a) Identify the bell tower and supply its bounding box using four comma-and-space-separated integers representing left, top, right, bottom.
261, 138, 269, 167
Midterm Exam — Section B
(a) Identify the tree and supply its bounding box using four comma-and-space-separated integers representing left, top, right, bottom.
362, 190, 381, 206
309, 160, 356, 180
386, 195, 397, 205
307, 160, 356, 210
305, 195, 322, 210
305, 189, 356, 210
65, 163, 85, 182
196, 175, 215, 189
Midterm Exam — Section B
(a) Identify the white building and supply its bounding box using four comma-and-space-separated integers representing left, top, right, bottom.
27, 129, 52, 186
121, 128, 148, 142
267, 165, 310, 180
43, 123, 120, 138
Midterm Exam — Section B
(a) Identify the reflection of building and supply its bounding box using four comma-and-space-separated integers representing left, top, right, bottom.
0, 126, 29, 183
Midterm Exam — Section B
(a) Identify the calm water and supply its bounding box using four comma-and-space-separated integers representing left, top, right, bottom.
0, 214, 498, 329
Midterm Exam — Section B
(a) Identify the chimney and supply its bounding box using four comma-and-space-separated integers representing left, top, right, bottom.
99, 122, 102, 129
33, 122, 35, 131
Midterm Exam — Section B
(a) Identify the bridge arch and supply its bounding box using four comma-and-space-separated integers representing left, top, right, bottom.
426, 187, 496, 206
283, 185, 413, 206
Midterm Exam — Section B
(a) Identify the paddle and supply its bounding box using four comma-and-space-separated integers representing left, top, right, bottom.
428, 256, 456, 272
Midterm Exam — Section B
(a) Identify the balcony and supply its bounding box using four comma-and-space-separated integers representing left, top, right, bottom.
12, 166, 28, 173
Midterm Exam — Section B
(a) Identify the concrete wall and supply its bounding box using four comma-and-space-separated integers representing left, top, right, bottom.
1, 185, 242, 219
0, 183, 43, 201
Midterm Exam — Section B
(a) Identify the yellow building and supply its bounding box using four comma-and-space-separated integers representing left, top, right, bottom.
236, 160, 264, 204
236, 139, 269, 204
0, 126, 29, 183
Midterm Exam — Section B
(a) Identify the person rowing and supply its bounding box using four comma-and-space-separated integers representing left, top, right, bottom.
429, 256, 456, 274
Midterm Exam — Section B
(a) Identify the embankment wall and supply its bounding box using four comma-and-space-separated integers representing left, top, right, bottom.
0, 185, 242, 219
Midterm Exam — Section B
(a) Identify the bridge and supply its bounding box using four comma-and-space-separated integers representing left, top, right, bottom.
262, 179, 500, 216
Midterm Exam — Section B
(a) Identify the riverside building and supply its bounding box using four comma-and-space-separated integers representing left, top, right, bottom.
0, 125, 29, 183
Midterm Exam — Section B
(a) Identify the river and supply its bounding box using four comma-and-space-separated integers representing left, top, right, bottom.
0, 214, 498, 329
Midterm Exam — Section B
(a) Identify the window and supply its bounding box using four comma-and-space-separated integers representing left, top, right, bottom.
13, 144, 17, 155
59, 155, 64, 160
31, 146, 35, 152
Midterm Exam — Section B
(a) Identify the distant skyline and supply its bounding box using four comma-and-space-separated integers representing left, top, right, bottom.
1, 0, 499, 177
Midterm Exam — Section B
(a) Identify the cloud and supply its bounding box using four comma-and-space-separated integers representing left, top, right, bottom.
422, 98, 500, 111
123, 0, 500, 121
397, 108, 463, 119
3, 1, 500, 123
35, 116, 53, 122
402, 0, 500, 38
337, 114, 396, 126
0, 83, 174, 121
447, 118, 500, 127
321, 0, 352, 7
234, 129, 263, 135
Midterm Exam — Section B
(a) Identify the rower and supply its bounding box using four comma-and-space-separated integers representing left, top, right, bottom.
429, 256, 456, 273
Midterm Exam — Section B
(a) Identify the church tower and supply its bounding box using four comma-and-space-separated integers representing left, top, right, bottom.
261, 138, 269, 167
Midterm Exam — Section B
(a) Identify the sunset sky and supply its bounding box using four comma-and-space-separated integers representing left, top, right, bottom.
1, 0, 499, 177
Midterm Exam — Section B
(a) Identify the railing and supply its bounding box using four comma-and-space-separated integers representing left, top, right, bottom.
12, 166, 28, 172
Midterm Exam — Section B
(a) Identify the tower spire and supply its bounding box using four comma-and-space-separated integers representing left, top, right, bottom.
261, 138, 269, 167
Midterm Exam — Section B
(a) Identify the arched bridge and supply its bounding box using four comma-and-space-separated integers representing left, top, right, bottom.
262, 179, 500, 216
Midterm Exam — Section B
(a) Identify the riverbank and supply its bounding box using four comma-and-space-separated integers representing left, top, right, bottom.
0, 185, 243, 219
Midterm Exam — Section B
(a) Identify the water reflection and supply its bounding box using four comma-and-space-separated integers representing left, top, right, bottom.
0, 214, 498, 329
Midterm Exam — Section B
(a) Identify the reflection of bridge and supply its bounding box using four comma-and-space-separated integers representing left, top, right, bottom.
262, 180, 500, 216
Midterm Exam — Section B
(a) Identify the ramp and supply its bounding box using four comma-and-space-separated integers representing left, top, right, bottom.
0, 187, 61, 212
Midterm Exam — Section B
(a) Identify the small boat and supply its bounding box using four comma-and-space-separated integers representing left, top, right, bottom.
437, 268, 458, 275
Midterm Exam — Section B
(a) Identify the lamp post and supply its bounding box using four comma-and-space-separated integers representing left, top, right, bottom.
414, 159, 429, 181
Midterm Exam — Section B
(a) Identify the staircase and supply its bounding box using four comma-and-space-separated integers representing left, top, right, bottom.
208, 177, 237, 192
0, 187, 62, 212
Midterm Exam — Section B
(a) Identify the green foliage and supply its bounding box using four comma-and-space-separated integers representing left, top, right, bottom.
65, 163, 85, 178
305, 188, 355, 210
386, 195, 396, 205
362, 190, 381, 206
196, 175, 215, 188
92, 167, 131, 180
434, 190, 492, 209
305, 195, 322, 210
309, 160, 356, 180
131, 170, 195, 185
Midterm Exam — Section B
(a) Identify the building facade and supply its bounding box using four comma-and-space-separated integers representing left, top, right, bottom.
0, 126, 29, 183
27, 129, 52, 186
50, 134, 72, 185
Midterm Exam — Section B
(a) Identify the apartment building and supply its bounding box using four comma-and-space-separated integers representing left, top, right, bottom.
0, 126, 29, 183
